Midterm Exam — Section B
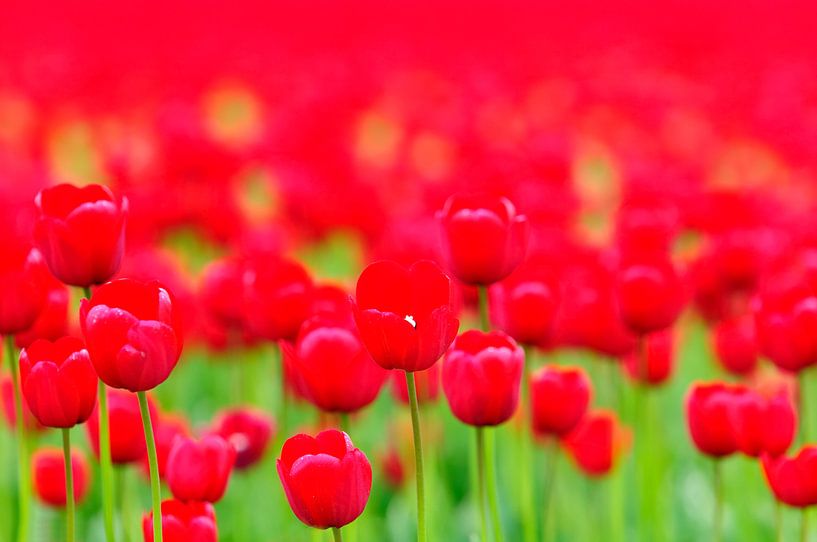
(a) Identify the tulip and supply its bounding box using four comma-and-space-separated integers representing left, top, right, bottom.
166, 435, 236, 503
200, 256, 246, 332
0, 240, 47, 336
80, 278, 184, 392
732, 390, 796, 458
488, 263, 559, 347
141, 413, 190, 479
15, 281, 70, 349
19, 337, 97, 428
278, 430, 372, 533
614, 257, 684, 335
281, 315, 387, 413
622, 330, 675, 386
762, 446, 817, 508
712, 316, 758, 376
437, 194, 529, 286
86, 389, 158, 464
32, 447, 91, 507
142, 499, 218, 542
210, 408, 274, 470
564, 410, 631, 477
243, 255, 313, 342
530, 365, 591, 438
685, 382, 741, 458
753, 283, 817, 374
33, 183, 128, 287
381, 447, 406, 489
390, 364, 440, 405
1, 375, 45, 432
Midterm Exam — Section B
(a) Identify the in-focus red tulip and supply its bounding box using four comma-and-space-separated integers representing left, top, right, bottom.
1, 375, 45, 431
733, 390, 796, 458
211, 408, 275, 470
282, 314, 387, 413
80, 278, 183, 392
530, 365, 591, 438
762, 446, 817, 508
622, 330, 675, 386
142, 499, 218, 542
166, 435, 236, 503
200, 256, 246, 332
278, 429, 372, 529
19, 337, 97, 427
437, 194, 529, 286
32, 447, 91, 507
354, 260, 459, 372
390, 364, 440, 405
614, 258, 684, 335
0, 238, 47, 335
488, 263, 559, 347
141, 413, 190, 479
753, 282, 817, 373
564, 410, 631, 477
34, 183, 128, 287
442, 330, 524, 426
87, 389, 159, 464
685, 382, 741, 458
712, 316, 758, 376
243, 256, 313, 342
15, 280, 70, 349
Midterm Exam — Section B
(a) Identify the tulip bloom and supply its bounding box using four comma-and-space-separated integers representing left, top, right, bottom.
762, 446, 817, 508
210, 408, 274, 470
141, 413, 190, 479
732, 390, 796, 458
354, 260, 459, 372
166, 435, 236, 503
488, 264, 559, 346
15, 281, 70, 349
622, 330, 675, 386
442, 330, 524, 426
685, 382, 741, 458
19, 337, 97, 428
34, 183, 128, 287
390, 364, 441, 405
437, 194, 529, 285
1, 375, 44, 431
243, 256, 313, 342
86, 389, 158, 464
278, 430, 372, 529
564, 410, 631, 477
615, 258, 684, 335
753, 283, 817, 373
32, 448, 91, 507
80, 278, 183, 392
200, 256, 246, 331
0, 239, 47, 336
530, 366, 591, 438
282, 315, 387, 413
712, 316, 758, 376
142, 499, 218, 542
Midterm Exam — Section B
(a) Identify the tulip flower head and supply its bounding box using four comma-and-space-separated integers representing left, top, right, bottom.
32, 447, 91, 507
530, 365, 592, 438
0, 238, 47, 335
685, 382, 742, 458
753, 282, 817, 373
564, 410, 631, 477
762, 446, 817, 508
622, 330, 675, 386
615, 257, 684, 335
488, 263, 560, 347
243, 256, 314, 342
731, 389, 796, 458
142, 499, 218, 542
712, 316, 758, 376
166, 435, 236, 503
211, 408, 275, 470
86, 389, 159, 464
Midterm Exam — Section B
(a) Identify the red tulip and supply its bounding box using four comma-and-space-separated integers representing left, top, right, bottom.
211, 408, 275, 470
80, 278, 184, 392
380, 447, 405, 489
34, 183, 128, 287
141, 413, 190, 479
200, 256, 246, 331
530, 365, 591, 438
712, 316, 758, 376
437, 193, 529, 286
15, 280, 70, 349
685, 382, 741, 458
390, 364, 441, 405
354, 260, 459, 372
442, 330, 524, 426
142, 499, 218, 542
243, 256, 313, 342
1, 375, 44, 431
622, 330, 675, 386
762, 446, 817, 508
564, 410, 630, 477
282, 314, 387, 413
488, 263, 559, 347
278, 430, 372, 529
733, 390, 796, 458
19, 337, 97, 428
166, 435, 236, 503
0, 238, 47, 335
32, 447, 91, 507
753, 282, 817, 373
86, 389, 158, 464
615, 257, 684, 335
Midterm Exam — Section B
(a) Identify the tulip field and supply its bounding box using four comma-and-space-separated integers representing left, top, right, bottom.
3, 2, 817, 541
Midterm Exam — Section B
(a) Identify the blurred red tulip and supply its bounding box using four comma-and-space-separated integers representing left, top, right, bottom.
564, 410, 630, 477
712, 316, 758, 376
32, 447, 91, 507
86, 389, 158, 464
622, 330, 675, 386
142, 499, 218, 542
0, 239, 47, 335
211, 408, 275, 470
685, 382, 741, 458
19, 337, 97, 428
437, 194, 529, 286
530, 365, 591, 438
15, 280, 70, 349
488, 263, 559, 347
278, 429, 372, 529
753, 282, 817, 373
762, 446, 817, 508
80, 278, 184, 392
243, 256, 313, 342
200, 256, 246, 331
732, 390, 796, 458
380, 447, 405, 489
442, 330, 524, 427
354, 260, 459, 372
141, 413, 190, 480
1, 375, 45, 432
615, 257, 684, 335
166, 435, 236, 503
390, 364, 441, 405
34, 183, 127, 287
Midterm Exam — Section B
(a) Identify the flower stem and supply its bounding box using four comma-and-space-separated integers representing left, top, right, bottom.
713, 459, 723, 542
138, 391, 162, 542
118, 467, 133, 542
485, 429, 504, 542
775, 500, 782, 542
332, 527, 343, 542
520, 347, 536, 542
98, 381, 117, 542
406, 371, 426, 542
803, 509, 809, 542
6, 334, 30, 542
62, 428, 75, 542
475, 427, 489, 542
543, 439, 559, 541
478, 287, 490, 332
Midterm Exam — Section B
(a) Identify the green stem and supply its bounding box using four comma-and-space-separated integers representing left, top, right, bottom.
138, 391, 162, 542
406, 371, 426, 542
543, 440, 559, 542
713, 459, 723, 542
520, 348, 536, 542
98, 382, 116, 542
803, 509, 809, 542
339, 413, 351, 433
332, 527, 343, 542
776, 500, 782, 542
485, 428, 504, 542
475, 427, 489, 542
118, 467, 132, 542
7, 335, 30, 542
478, 287, 490, 332
62, 428, 75, 542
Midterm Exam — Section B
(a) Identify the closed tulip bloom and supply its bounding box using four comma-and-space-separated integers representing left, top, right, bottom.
530, 365, 592, 437
0, 238, 47, 335
15, 282, 70, 349
142, 499, 218, 542
87, 389, 159, 464
390, 364, 441, 405
32, 447, 91, 507
200, 256, 246, 331
282, 315, 387, 413
437, 194, 529, 285
354, 260, 459, 372
762, 446, 817, 508
622, 330, 675, 386
615, 258, 684, 335
753, 284, 817, 373
142, 413, 190, 479
442, 330, 524, 426
278, 430, 372, 529
80, 278, 183, 392
1, 375, 45, 431
489, 264, 559, 346
166, 435, 236, 503
243, 256, 313, 342
712, 316, 758, 376
34, 183, 128, 287
564, 410, 631, 477
211, 408, 274, 470
732, 390, 796, 458
19, 337, 97, 427
685, 382, 741, 458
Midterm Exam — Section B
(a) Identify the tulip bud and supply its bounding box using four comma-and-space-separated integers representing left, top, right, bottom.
530, 365, 591, 438
762, 446, 817, 508
142, 499, 218, 542
615, 258, 684, 335
489, 263, 559, 347
210, 408, 275, 470
732, 390, 796, 458
685, 382, 741, 458
166, 435, 236, 503
712, 316, 758, 376
622, 330, 675, 386
243, 256, 313, 342
564, 410, 630, 477
32, 447, 91, 507
0, 239, 47, 336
